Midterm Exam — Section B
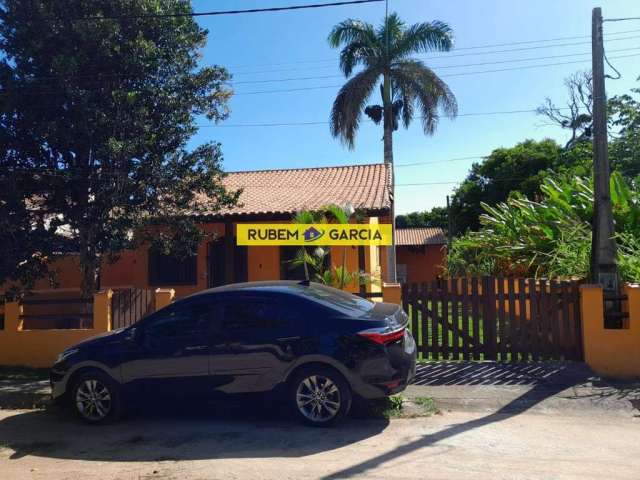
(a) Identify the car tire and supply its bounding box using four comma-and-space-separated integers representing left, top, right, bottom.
70, 370, 122, 425
290, 366, 352, 427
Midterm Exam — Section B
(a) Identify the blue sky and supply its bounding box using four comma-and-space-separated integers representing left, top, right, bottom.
189, 0, 640, 214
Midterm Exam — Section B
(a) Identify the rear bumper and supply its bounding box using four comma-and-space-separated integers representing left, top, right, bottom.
349, 335, 417, 400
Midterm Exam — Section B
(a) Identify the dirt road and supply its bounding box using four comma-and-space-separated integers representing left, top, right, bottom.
1, 406, 639, 480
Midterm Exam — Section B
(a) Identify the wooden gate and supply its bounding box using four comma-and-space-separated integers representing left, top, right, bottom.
111, 288, 155, 329
401, 277, 582, 362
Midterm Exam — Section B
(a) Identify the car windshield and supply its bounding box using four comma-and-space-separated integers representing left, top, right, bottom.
296, 283, 375, 317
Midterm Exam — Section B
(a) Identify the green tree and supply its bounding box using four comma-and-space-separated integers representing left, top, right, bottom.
328, 12, 457, 281
609, 84, 640, 180
446, 173, 640, 282
0, 0, 238, 297
328, 13, 457, 160
448, 139, 592, 234
396, 206, 448, 230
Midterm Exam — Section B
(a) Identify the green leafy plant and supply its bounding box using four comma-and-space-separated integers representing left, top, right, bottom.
288, 204, 378, 290
446, 172, 640, 282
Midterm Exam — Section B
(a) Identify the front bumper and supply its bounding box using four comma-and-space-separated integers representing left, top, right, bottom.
50, 365, 71, 401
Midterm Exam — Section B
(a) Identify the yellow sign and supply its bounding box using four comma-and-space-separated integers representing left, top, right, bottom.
237, 224, 392, 246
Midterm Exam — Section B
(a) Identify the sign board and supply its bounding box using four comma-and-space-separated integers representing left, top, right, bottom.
236, 224, 392, 246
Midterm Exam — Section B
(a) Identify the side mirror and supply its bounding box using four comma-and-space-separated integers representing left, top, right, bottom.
125, 326, 142, 344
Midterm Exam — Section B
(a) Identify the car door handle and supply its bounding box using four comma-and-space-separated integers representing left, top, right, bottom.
184, 345, 208, 352
276, 336, 301, 342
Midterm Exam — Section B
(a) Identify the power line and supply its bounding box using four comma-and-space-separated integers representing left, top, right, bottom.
230, 52, 640, 95
604, 17, 640, 23
76, 0, 383, 20
231, 45, 640, 84
226, 28, 640, 71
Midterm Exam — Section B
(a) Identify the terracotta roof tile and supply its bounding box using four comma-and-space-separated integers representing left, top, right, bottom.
396, 228, 447, 246
213, 163, 392, 217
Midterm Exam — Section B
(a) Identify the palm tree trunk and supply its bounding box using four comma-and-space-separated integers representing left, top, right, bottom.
382, 73, 397, 283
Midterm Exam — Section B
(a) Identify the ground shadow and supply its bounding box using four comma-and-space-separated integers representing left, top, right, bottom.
323, 362, 611, 479
412, 361, 594, 387
0, 395, 389, 462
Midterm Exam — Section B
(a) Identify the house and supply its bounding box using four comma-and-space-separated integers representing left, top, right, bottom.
395, 227, 447, 284
18, 163, 393, 299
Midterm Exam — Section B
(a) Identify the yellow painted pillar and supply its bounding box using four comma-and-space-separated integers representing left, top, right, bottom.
4, 301, 22, 332
93, 290, 113, 332
581, 284, 640, 379
155, 288, 175, 310
383, 282, 402, 305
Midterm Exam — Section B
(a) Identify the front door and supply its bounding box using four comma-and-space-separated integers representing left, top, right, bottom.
208, 238, 248, 287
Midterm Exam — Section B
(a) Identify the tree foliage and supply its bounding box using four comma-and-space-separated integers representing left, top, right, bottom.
396, 206, 448, 230
328, 13, 457, 152
0, 0, 239, 296
446, 173, 640, 282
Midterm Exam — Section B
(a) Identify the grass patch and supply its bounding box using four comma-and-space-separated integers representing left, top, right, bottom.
412, 396, 439, 416
357, 395, 439, 419
0, 366, 49, 381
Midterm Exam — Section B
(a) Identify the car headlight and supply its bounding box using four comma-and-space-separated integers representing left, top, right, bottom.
55, 348, 79, 364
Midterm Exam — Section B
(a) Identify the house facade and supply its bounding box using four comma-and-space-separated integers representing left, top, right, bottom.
15, 163, 393, 299
395, 227, 447, 284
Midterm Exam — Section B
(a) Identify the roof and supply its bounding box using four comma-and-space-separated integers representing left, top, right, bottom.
209, 163, 392, 217
396, 227, 447, 246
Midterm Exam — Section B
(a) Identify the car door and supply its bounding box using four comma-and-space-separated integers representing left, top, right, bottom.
120, 297, 217, 396
210, 293, 308, 393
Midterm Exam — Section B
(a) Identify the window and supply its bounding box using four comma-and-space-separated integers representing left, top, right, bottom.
146, 302, 212, 339
221, 298, 288, 331
148, 250, 197, 286
296, 283, 375, 317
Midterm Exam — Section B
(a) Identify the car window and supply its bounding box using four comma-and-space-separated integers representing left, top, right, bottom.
146, 300, 215, 339
221, 299, 284, 331
295, 283, 375, 317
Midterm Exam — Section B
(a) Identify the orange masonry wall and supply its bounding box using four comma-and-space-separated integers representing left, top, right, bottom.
0, 289, 176, 368
581, 284, 640, 379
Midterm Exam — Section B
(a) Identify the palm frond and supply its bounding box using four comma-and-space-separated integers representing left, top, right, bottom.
394, 20, 454, 58
324, 203, 350, 224
330, 66, 383, 149
391, 59, 457, 134
377, 12, 404, 49
328, 19, 378, 49
338, 40, 380, 77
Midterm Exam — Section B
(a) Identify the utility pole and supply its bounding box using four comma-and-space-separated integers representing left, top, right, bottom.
446, 195, 453, 250
590, 7, 618, 293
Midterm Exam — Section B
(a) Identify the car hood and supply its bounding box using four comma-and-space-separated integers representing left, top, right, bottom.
70, 328, 127, 350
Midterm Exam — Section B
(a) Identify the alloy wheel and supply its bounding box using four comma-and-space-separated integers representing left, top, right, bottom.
75, 379, 112, 421
296, 374, 341, 423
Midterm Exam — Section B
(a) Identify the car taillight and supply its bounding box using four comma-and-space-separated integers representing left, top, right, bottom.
358, 327, 405, 345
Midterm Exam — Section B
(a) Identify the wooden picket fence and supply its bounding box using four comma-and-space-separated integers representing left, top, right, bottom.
401, 277, 583, 362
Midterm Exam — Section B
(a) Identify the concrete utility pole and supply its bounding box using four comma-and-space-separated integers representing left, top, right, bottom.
590, 7, 619, 293
446, 195, 453, 250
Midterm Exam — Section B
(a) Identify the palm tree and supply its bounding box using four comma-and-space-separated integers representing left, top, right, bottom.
328, 13, 458, 159
328, 13, 458, 282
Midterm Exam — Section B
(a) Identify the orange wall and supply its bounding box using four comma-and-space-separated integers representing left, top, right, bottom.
396, 244, 446, 284
3, 218, 389, 300
581, 284, 640, 379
